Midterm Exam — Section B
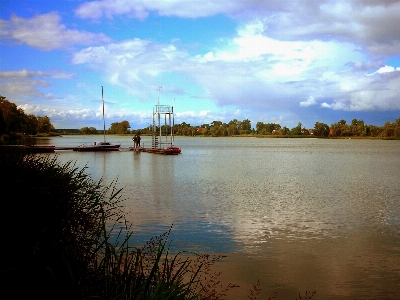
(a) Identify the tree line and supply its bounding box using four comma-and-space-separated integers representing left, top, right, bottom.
0, 95, 55, 136
130, 118, 400, 138
1, 95, 399, 138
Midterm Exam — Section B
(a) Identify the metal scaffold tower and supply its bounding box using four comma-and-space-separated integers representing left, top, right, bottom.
151, 86, 175, 149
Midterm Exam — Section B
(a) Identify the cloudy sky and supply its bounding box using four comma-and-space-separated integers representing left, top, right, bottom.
1, 0, 400, 130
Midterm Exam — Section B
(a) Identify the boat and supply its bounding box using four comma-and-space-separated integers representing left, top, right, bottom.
73, 86, 120, 152
73, 141, 120, 152
165, 145, 181, 154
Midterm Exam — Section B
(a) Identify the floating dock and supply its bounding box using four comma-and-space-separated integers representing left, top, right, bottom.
0, 145, 56, 153
129, 146, 181, 155
141, 90, 181, 155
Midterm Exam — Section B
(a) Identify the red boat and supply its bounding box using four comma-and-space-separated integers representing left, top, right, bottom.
165, 145, 181, 154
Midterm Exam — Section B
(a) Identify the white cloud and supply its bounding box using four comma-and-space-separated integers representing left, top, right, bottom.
0, 69, 73, 100
74, 0, 400, 56
75, 0, 237, 19
370, 65, 400, 74
320, 69, 400, 111
69, 1, 398, 121
70, 15, 398, 119
0, 12, 111, 50
300, 96, 317, 107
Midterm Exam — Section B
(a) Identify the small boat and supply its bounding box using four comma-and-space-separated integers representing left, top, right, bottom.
74, 86, 120, 152
165, 145, 181, 154
73, 141, 120, 152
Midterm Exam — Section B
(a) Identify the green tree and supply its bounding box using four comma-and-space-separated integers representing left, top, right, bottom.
240, 119, 252, 134
174, 122, 197, 136
330, 119, 350, 137
290, 122, 303, 135
80, 127, 98, 134
255, 122, 264, 134
227, 119, 239, 136
350, 118, 365, 136
0, 96, 25, 134
255, 122, 281, 135
37, 116, 55, 133
23, 114, 39, 135
313, 122, 329, 137
0, 96, 56, 135
108, 120, 131, 134
395, 118, 400, 137
209, 121, 224, 136
0, 107, 5, 135
379, 121, 396, 138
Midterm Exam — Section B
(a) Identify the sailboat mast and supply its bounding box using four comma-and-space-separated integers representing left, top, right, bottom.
101, 86, 105, 142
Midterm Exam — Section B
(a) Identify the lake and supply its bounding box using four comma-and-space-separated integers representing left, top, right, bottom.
41, 135, 400, 299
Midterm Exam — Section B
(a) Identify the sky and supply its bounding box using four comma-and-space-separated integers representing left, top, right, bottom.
1, 0, 400, 130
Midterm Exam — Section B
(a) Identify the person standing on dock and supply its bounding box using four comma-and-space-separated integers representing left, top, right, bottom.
136, 135, 141, 148
132, 135, 138, 150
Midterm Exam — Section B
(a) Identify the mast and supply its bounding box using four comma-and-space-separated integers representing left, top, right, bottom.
169, 98, 175, 146
101, 86, 105, 142
158, 85, 162, 138
158, 85, 162, 106
172, 98, 175, 144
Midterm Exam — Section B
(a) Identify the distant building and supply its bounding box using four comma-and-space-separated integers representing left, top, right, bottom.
302, 128, 314, 135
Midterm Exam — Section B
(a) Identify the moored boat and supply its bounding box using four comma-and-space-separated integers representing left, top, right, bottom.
74, 86, 120, 152
73, 141, 120, 152
165, 145, 181, 154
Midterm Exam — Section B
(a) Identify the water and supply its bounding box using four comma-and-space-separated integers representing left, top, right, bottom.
42, 135, 400, 299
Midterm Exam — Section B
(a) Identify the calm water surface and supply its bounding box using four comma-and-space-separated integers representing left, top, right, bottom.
42, 136, 400, 299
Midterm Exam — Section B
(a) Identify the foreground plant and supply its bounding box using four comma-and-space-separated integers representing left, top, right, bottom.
86, 222, 242, 300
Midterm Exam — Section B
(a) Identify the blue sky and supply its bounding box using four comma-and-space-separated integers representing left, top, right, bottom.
1, 0, 400, 130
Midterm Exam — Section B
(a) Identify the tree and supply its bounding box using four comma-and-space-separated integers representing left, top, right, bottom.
227, 123, 239, 136
240, 119, 252, 134
227, 119, 239, 136
379, 121, 396, 138
255, 122, 281, 135
350, 118, 366, 136
80, 127, 97, 134
108, 120, 131, 134
37, 116, 55, 133
0, 96, 25, 134
0, 106, 6, 135
330, 119, 350, 137
313, 122, 329, 137
210, 120, 223, 127
255, 122, 264, 134
23, 114, 39, 135
0, 96, 56, 135
209, 121, 224, 136
290, 122, 303, 135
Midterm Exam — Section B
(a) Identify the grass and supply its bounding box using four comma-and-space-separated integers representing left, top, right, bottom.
0, 148, 314, 299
